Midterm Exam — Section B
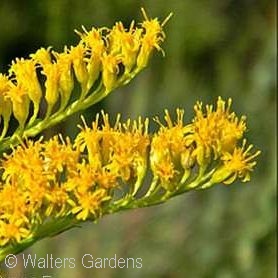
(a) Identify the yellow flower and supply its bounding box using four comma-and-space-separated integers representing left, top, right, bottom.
77, 27, 105, 90
137, 8, 172, 69
31, 47, 52, 66
74, 117, 103, 168
1, 140, 49, 219
69, 44, 89, 92
0, 183, 28, 222
109, 21, 142, 72
211, 139, 261, 184
107, 115, 149, 181
9, 58, 42, 120
188, 97, 246, 165
152, 156, 179, 190
71, 189, 110, 221
24, 180, 48, 216
140, 8, 170, 38
0, 10, 177, 249
154, 109, 192, 160
77, 27, 105, 53
41, 63, 60, 113
30, 47, 60, 115
4, 84, 30, 128
0, 74, 12, 138
0, 98, 260, 248
2, 140, 43, 184
54, 49, 74, 109
137, 32, 162, 69
75, 112, 150, 194
96, 167, 118, 190
0, 10, 171, 146
45, 186, 75, 217
121, 28, 142, 72
65, 162, 97, 194
108, 22, 125, 54
42, 135, 79, 178
101, 52, 121, 92
151, 109, 193, 190
0, 218, 31, 246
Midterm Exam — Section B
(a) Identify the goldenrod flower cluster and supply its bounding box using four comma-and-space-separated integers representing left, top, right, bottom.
0, 98, 260, 247
0, 9, 261, 261
0, 8, 171, 146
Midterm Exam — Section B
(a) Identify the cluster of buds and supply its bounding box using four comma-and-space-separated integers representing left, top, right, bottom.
0, 9, 172, 148
0, 98, 260, 250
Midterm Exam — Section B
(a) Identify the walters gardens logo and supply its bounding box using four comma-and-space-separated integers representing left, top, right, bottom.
4, 253, 143, 270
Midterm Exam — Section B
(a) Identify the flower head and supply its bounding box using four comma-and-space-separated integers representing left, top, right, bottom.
151, 109, 192, 190
76, 27, 105, 90
137, 8, 172, 68
42, 135, 79, 177
9, 58, 42, 106
188, 97, 247, 166
2, 140, 43, 184
0, 218, 31, 246
31, 47, 52, 66
0, 100, 260, 247
211, 139, 261, 184
0, 74, 12, 138
101, 52, 121, 92
0, 10, 171, 142
3, 84, 30, 128
71, 189, 110, 220
53, 50, 74, 108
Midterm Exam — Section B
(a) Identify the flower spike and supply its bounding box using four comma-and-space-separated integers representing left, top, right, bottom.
0, 10, 260, 264
0, 99, 260, 256
0, 9, 171, 152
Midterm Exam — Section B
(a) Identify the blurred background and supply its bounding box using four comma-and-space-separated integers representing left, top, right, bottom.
0, 0, 276, 277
